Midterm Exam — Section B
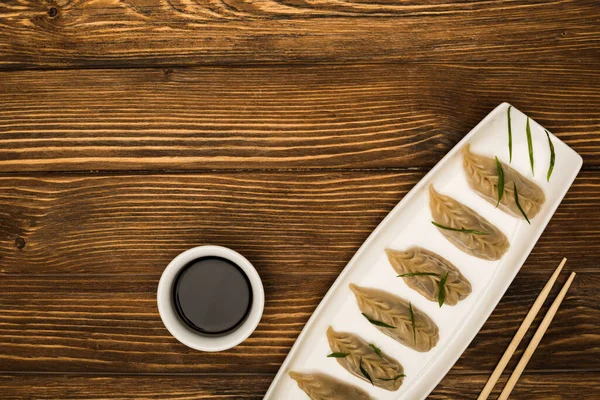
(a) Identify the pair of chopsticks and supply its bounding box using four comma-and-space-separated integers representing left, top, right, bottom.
478, 258, 575, 400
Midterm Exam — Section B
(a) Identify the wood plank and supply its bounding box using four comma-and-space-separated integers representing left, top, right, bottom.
1, 373, 599, 399
0, 63, 598, 172
1, 172, 599, 274
0, 375, 272, 400
0, 1, 598, 68
0, 264, 598, 373
0, 63, 600, 172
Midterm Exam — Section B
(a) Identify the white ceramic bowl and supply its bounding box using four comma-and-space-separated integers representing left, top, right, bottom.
157, 245, 264, 352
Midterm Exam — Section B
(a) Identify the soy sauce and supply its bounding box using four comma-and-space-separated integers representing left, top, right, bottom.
173, 256, 252, 335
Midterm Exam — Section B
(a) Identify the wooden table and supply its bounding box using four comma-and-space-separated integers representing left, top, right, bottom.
0, 1, 598, 399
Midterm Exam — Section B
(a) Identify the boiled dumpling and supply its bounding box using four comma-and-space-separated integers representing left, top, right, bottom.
462, 144, 545, 219
429, 185, 510, 260
326, 326, 405, 391
289, 371, 372, 400
386, 247, 471, 306
350, 284, 439, 352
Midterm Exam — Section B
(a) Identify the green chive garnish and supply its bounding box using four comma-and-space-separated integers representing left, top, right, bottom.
409, 302, 416, 344
327, 352, 349, 358
438, 272, 449, 307
513, 182, 531, 224
369, 343, 383, 358
507, 106, 513, 162
379, 374, 406, 381
359, 358, 373, 385
362, 313, 396, 329
495, 156, 504, 207
397, 272, 439, 278
432, 221, 488, 235
526, 117, 534, 175
545, 130, 555, 181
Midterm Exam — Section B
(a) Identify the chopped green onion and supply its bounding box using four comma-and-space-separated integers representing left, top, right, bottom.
545, 130, 555, 181
507, 106, 513, 162
379, 374, 406, 381
362, 313, 396, 329
514, 182, 531, 224
409, 302, 416, 344
432, 221, 488, 235
327, 352, 349, 358
438, 272, 449, 307
359, 359, 373, 385
526, 117, 535, 175
495, 156, 504, 207
369, 344, 383, 358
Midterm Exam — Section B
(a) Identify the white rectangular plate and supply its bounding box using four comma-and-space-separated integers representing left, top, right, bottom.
264, 103, 582, 400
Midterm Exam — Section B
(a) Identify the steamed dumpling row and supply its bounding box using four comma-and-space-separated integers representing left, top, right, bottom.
292, 144, 537, 399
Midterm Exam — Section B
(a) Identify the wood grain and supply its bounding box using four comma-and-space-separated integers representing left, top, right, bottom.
1, 0, 598, 396
1, 373, 600, 399
1, 172, 599, 274
0, 375, 273, 400
0, 1, 599, 68
0, 270, 597, 374
0, 63, 599, 172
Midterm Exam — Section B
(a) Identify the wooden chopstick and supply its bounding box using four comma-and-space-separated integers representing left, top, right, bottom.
477, 258, 567, 400
497, 271, 576, 399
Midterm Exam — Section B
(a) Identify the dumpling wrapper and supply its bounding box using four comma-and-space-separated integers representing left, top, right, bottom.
350, 284, 439, 352
386, 247, 471, 306
429, 185, 510, 261
463, 144, 545, 219
326, 326, 404, 391
289, 371, 372, 400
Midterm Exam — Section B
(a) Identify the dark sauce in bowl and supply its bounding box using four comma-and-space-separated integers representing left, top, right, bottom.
173, 256, 253, 335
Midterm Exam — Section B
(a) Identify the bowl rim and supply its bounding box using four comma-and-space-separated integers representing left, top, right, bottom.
157, 245, 264, 352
